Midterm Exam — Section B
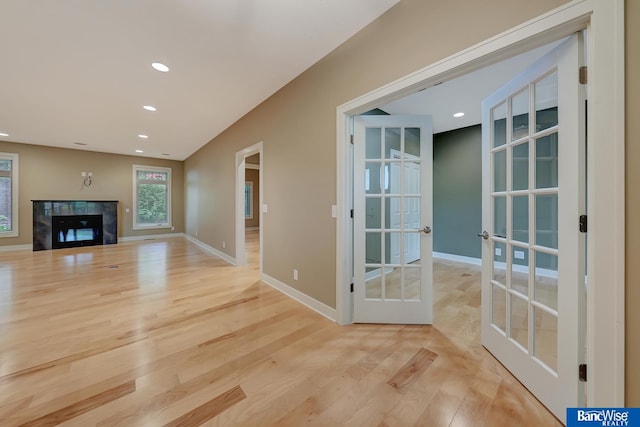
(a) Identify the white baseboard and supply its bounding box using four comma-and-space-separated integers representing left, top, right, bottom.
183, 234, 236, 266
434, 251, 558, 279
261, 273, 337, 322
120, 232, 185, 242
0, 243, 33, 252
433, 251, 482, 266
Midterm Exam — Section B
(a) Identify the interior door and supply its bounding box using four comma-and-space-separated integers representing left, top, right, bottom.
480, 34, 585, 422
353, 115, 433, 324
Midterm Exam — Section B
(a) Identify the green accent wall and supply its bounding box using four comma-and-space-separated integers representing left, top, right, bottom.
433, 125, 482, 259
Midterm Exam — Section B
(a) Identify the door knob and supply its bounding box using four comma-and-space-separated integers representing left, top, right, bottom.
477, 231, 489, 240
422, 226, 432, 234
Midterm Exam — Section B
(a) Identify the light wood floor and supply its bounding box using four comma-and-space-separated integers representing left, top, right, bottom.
0, 232, 561, 426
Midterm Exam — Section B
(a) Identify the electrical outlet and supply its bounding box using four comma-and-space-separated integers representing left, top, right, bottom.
293, 269, 298, 281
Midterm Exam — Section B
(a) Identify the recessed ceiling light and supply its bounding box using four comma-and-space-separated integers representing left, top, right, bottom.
136, 150, 144, 153
161, 153, 171, 156
138, 134, 149, 139
143, 105, 157, 112
74, 142, 88, 146
453, 112, 465, 118
152, 62, 169, 72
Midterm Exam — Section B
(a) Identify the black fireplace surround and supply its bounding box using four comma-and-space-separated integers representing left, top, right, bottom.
32, 200, 118, 251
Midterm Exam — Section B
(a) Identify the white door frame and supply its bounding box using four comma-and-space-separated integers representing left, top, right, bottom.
235, 141, 263, 268
335, 0, 624, 408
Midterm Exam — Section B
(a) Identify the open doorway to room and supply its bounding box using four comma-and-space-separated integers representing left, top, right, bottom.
337, 1, 623, 421
348, 33, 587, 423
235, 141, 263, 270
244, 153, 261, 268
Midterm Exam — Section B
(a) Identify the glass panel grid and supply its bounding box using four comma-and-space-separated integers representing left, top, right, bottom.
363, 124, 423, 303
489, 66, 568, 372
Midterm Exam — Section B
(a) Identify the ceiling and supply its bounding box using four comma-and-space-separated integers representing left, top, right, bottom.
380, 40, 562, 133
0, 0, 400, 160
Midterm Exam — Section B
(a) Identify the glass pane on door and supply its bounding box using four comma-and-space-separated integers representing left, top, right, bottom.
534, 307, 558, 371
536, 134, 558, 188
510, 294, 529, 350
512, 88, 529, 140
535, 71, 558, 132
363, 124, 423, 302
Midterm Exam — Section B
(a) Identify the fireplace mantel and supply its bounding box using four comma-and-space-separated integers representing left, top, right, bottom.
32, 200, 118, 251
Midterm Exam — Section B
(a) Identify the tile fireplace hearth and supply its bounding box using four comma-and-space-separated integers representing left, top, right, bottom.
32, 200, 118, 251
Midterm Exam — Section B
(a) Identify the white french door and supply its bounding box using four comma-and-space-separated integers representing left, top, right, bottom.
481, 34, 586, 423
353, 115, 433, 324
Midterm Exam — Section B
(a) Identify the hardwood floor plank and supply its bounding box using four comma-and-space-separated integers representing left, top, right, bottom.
17, 380, 135, 427
161, 385, 246, 427
0, 334, 149, 384
97, 324, 320, 426
387, 347, 438, 390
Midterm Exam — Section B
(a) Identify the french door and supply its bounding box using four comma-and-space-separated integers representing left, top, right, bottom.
353, 115, 433, 324
481, 34, 586, 422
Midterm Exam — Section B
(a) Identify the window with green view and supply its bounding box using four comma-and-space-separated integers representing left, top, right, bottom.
133, 165, 172, 229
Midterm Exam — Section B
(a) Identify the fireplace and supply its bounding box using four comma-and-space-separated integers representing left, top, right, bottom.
32, 200, 118, 251
52, 215, 103, 249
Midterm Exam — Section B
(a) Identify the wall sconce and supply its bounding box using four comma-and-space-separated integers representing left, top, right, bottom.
81, 171, 93, 186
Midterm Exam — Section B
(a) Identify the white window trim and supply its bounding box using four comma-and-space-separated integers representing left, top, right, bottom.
132, 164, 172, 230
0, 152, 18, 238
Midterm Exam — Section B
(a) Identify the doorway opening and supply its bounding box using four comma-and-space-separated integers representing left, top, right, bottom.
235, 141, 263, 270
336, 0, 624, 415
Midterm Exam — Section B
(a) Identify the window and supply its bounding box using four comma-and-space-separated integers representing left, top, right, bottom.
0, 153, 18, 238
245, 182, 253, 219
133, 165, 172, 230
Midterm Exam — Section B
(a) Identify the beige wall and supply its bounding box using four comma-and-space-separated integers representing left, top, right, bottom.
183, 0, 637, 404
625, 0, 639, 407
0, 141, 184, 246
185, 0, 569, 305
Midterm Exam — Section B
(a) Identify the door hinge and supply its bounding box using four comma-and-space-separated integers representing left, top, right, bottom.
579, 66, 588, 84
350, 283, 354, 292
350, 134, 354, 144
350, 209, 354, 218
579, 215, 587, 233
579, 363, 587, 382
